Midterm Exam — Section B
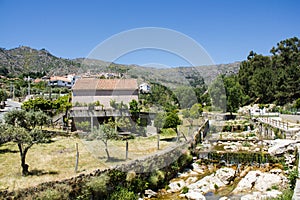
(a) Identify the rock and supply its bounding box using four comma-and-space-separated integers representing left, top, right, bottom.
254, 173, 284, 192
186, 176, 199, 185
185, 191, 206, 200
215, 167, 236, 185
167, 180, 186, 193
241, 147, 250, 151
239, 166, 251, 178
270, 168, 282, 174
219, 197, 230, 200
144, 189, 157, 198
241, 192, 261, 200
254, 148, 260, 152
233, 171, 261, 193
192, 163, 205, 174
188, 175, 225, 194
187, 168, 235, 194
264, 190, 282, 198
234, 170, 287, 194
268, 140, 299, 156
240, 190, 282, 200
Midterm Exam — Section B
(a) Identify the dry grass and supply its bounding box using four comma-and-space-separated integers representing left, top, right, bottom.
0, 136, 104, 192
0, 132, 182, 192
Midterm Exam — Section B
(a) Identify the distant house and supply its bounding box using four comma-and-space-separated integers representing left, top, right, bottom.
48, 75, 79, 88
139, 83, 151, 93
72, 78, 138, 109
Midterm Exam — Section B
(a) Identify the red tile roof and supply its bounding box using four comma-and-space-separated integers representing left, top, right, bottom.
72, 78, 138, 90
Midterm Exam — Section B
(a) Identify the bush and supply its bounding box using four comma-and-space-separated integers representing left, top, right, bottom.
109, 187, 138, 200
35, 184, 71, 200
75, 121, 91, 132
126, 171, 136, 182
288, 168, 298, 190
160, 128, 177, 137
86, 173, 110, 196
149, 170, 165, 186
36, 189, 63, 200
182, 186, 189, 194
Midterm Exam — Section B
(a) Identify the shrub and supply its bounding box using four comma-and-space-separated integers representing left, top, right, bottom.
36, 189, 62, 200
126, 171, 136, 182
35, 183, 71, 200
149, 170, 165, 186
182, 186, 189, 194
160, 128, 177, 137
86, 173, 110, 196
109, 187, 138, 200
288, 168, 298, 190
75, 121, 91, 132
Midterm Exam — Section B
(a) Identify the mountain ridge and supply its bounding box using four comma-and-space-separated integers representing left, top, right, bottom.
0, 46, 240, 84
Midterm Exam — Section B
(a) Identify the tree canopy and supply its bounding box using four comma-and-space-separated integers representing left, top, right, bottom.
238, 37, 300, 105
2, 109, 50, 176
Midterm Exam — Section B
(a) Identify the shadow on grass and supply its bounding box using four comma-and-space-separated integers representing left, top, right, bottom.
98, 156, 126, 163
160, 137, 177, 142
29, 169, 59, 176
0, 148, 18, 154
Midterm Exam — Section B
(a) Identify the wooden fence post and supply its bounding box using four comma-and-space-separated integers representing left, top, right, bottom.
75, 143, 79, 173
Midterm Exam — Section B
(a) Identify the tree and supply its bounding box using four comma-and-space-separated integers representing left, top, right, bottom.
238, 37, 300, 105
90, 121, 117, 160
22, 97, 52, 113
163, 112, 181, 129
154, 111, 181, 132
209, 76, 226, 111
3, 110, 50, 176
295, 98, 300, 110
0, 89, 7, 108
174, 86, 197, 109
154, 112, 165, 133
223, 75, 247, 115
189, 103, 203, 119
129, 99, 140, 122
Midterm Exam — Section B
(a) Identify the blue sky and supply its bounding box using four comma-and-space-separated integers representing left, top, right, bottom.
0, 0, 299, 66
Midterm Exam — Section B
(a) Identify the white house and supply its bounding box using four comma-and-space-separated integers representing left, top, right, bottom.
139, 83, 151, 93
48, 75, 80, 88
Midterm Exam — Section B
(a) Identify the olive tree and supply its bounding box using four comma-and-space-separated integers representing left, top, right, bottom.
3, 110, 50, 176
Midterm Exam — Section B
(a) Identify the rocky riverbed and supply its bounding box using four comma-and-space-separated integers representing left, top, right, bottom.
144, 139, 299, 200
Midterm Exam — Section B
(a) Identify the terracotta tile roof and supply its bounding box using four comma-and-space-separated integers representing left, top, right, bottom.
50, 76, 71, 82
72, 78, 137, 90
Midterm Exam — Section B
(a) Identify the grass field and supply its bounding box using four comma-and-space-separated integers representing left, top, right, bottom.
0, 130, 184, 192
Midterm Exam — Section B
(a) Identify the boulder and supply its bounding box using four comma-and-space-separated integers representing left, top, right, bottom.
240, 190, 282, 200
268, 140, 299, 156
241, 192, 261, 200
233, 171, 261, 193
239, 166, 251, 178
192, 163, 205, 174
215, 167, 236, 185
254, 173, 285, 192
188, 168, 235, 194
219, 197, 230, 200
144, 189, 157, 198
167, 180, 186, 193
263, 190, 282, 198
186, 176, 199, 185
234, 170, 287, 194
185, 191, 206, 200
